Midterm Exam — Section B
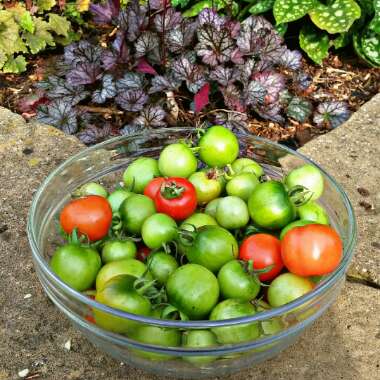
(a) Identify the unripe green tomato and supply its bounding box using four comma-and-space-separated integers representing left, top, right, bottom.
226, 173, 259, 201
231, 158, 264, 178
297, 201, 329, 225
146, 252, 179, 285
182, 330, 218, 365
285, 164, 324, 201
216, 196, 250, 229
123, 157, 160, 193
51, 244, 101, 291
158, 143, 197, 178
204, 198, 222, 219
188, 170, 223, 205
101, 240, 137, 263
74, 182, 108, 198
107, 188, 133, 212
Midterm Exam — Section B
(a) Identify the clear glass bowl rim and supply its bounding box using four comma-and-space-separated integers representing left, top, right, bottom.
27, 128, 357, 329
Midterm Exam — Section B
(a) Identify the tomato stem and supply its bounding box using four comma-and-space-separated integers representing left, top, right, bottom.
288, 185, 314, 207
161, 182, 185, 199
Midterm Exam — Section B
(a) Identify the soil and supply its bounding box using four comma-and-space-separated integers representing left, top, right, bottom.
0, 52, 379, 148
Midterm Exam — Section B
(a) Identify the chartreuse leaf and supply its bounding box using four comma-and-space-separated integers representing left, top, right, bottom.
369, 0, 380, 33
360, 27, 380, 65
249, 0, 275, 15
36, 0, 56, 12
0, 50, 6, 69
274, 0, 317, 24
23, 17, 55, 54
0, 11, 20, 55
183, 0, 227, 17
48, 14, 70, 37
299, 23, 329, 64
76, 0, 91, 12
309, 0, 361, 34
2, 55, 27, 73
19, 11, 35, 34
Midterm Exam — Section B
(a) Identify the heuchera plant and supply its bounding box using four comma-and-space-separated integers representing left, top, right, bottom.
34, 0, 351, 144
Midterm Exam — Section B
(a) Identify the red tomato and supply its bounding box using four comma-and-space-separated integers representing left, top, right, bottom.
144, 177, 165, 199
136, 245, 151, 262
281, 224, 343, 276
239, 233, 283, 281
154, 177, 197, 221
85, 315, 96, 324
60, 195, 112, 242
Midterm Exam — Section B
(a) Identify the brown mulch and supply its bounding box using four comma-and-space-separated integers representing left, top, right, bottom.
0, 53, 379, 147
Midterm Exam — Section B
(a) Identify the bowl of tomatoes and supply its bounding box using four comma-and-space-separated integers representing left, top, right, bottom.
27, 126, 356, 378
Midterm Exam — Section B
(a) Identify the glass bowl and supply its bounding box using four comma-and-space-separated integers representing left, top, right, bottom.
27, 128, 356, 379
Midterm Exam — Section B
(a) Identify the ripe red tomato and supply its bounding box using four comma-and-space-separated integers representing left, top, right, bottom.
239, 234, 283, 281
143, 177, 165, 199
60, 195, 112, 242
281, 224, 343, 276
154, 177, 197, 221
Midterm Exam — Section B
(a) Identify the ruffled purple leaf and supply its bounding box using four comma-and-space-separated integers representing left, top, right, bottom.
251, 71, 285, 103
116, 72, 145, 92
90, 0, 120, 25
231, 48, 244, 65
171, 57, 206, 93
64, 41, 102, 66
133, 105, 166, 127
225, 20, 241, 38
221, 84, 246, 113
196, 25, 235, 66
295, 71, 313, 91
254, 102, 285, 124
120, 0, 148, 41
209, 66, 237, 86
135, 31, 160, 58
149, 74, 181, 94
67, 62, 102, 86
278, 49, 302, 70
77, 124, 112, 145
286, 96, 312, 122
246, 80, 267, 105
92, 74, 117, 104
214, 111, 248, 132
166, 21, 198, 53
120, 123, 146, 136
36, 100, 78, 134
313, 101, 351, 128
198, 8, 225, 29
148, 0, 165, 10
136, 58, 157, 75
116, 89, 148, 111
154, 8, 182, 32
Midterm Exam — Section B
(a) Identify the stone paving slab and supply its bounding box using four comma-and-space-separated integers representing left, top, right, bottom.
299, 94, 380, 286
0, 104, 379, 380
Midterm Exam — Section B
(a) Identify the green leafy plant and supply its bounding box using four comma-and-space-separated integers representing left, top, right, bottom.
0, 1, 77, 73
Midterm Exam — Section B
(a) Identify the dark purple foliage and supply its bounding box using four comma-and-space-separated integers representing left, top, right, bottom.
90, 0, 120, 24
116, 89, 148, 111
77, 124, 112, 145
313, 102, 351, 128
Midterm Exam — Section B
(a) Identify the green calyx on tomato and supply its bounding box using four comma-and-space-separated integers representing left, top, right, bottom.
94, 274, 152, 334
248, 181, 296, 230
51, 243, 101, 292
199, 125, 239, 167
123, 157, 160, 194
158, 143, 197, 178
101, 239, 137, 263
217, 260, 261, 302
210, 299, 260, 344
166, 264, 219, 320
297, 201, 330, 225
189, 169, 224, 205
181, 225, 239, 273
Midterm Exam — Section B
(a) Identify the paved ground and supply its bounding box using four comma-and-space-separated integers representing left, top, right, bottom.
0, 96, 379, 380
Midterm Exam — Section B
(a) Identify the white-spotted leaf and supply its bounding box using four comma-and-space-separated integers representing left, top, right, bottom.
299, 24, 329, 64
274, 0, 317, 24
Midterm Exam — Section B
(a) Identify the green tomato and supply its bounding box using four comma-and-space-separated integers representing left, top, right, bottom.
217, 260, 260, 302
279, 219, 315, 240
107, 188, 133, 212
256, 301, 283, 336
74, 182, 108, 198
185, 225, 238, 273
96, 258, 152, 291
210, 299, 260, 344
51, 244, 101, 291
101, 239, 137, 263
285, 164, 324, 201
120, 194, 156, 234
248, 181, 296, 230
204, 197, 222, 218
146, 252, 179, 286
199, 126, 239, 167
226, 173, 259, 201
131, 325, 181, 361
188, 169, 223, 205
182, 330, 218, 365
94, 275, 151, 334
141, 213, 177, 249
216, 196, 250, 229
268, 273, 314, 308
297, 201, 329, 225
231, 158, 264, 178
123, 157, 160, 193
166, 264, 219, 320
158, 143, 197, 178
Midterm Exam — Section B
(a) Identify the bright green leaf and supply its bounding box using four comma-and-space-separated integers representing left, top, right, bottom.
361, 27, 380, 65
353, 30, 377, 65
2, 55, 27, 73
48, 14, 71, 37
309, 0, 361, 34
332, 32, 351, 48
299, 23, 330, 64
23, 17, 54, 54
275, 23, 288, 35
14, 36, 28, 53
274, 0, 317, 24
19, 11, 35, 34
0, 11, 20, 55
36, 0, 56, 12
183, 0, 228, 17
171, 0, 191, 7
0, 50, 6, 69
249, 0, 275, 15
369, 0, 380, 33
